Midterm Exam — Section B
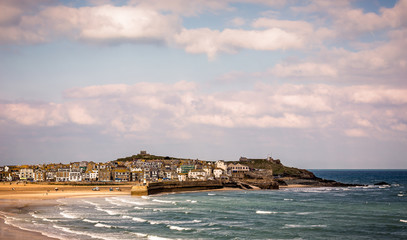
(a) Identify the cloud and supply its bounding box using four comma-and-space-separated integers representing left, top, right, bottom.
270, 62, 338, 78
0, 4, 180, 45
292, 0, 407, 37
1, 82, 406, 141
345, 128, 367, 137
174, 27, 304, 59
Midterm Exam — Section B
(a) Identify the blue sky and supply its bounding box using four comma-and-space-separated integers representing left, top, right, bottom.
0, 0, 406, 169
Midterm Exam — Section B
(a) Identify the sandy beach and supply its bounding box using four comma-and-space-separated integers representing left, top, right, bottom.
0, 181, 305, 239
0, 182, 134, 240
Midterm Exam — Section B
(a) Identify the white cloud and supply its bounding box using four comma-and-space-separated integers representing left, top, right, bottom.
270, 62, 337, 78
174, 27, 303, 59
2, 82, 406, 139
66, 105, 97, 125
345, 128, 367, 137
0, 4, 180, 45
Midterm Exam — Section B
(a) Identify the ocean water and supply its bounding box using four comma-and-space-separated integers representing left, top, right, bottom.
2, 170, 407, 240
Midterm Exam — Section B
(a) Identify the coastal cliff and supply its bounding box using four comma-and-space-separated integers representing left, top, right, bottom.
234, 158, 358, 189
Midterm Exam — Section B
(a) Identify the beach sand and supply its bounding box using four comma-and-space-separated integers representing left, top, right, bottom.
0, 182, 134, 240
0, 182, 132, 200
0, 216, 60, 240
0, 181, 307, 239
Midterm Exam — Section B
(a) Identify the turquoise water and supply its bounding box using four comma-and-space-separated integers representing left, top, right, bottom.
2, 170, 407, 239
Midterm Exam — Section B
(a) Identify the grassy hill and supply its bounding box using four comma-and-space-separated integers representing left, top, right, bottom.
239, 159, 316, 179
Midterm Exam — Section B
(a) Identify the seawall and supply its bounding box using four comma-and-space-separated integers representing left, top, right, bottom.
131, 180, 223, 196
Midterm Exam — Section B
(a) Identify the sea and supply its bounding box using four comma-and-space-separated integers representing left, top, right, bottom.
1, 170, 407, 240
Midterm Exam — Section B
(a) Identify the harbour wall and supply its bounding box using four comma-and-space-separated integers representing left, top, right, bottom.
131, 180, 223, 196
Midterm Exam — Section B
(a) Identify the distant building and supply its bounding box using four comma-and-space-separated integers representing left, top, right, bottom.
99, 169, 112, 182
213, 168, 224, 179
56, 168, 70, 182
179, 165, 195, 174
19, 168, 34, 181
239, 157, 248, 162
215, 161, 228, 171
228, 163, 249, 173
188, 169, 207, 180
69, 169, 82, 182
113, 168, 130, 182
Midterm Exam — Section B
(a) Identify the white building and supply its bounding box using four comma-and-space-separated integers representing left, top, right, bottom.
89, 170, 98, 181
213, 168, 224, 179
19, 168, 34, 180
215, 160, 228, 171
228, 163, 249, 173
69, 171, 82, 182
178, 173, 187, 181
188, 169, 207, 180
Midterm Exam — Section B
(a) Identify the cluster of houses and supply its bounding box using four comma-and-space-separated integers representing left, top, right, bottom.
0, 151, 253, 183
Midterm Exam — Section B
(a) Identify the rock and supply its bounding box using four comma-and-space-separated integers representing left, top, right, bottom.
374, 181, 390, 186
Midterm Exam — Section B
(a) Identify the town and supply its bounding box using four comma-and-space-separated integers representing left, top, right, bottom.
0, 151, 272, 184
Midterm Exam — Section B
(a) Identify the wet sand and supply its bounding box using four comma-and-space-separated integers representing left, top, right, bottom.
0, 182, 132, 200
0, 216, 60, 240
0, 182, 134, 240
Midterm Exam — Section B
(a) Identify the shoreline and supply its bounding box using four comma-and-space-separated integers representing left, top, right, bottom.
0, 182, 350, 240
0, 216, 60, 240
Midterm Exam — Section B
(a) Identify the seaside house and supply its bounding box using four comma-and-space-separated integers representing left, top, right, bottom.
56, 168, 70, 182
131, 170, 143, 182
202, 166, 213, 177
113, 168, 130, 182
46, 170, 57, 182
69, 169, 82, 182
213, 168, 224, 179
34, 169, 46, 182
188, 169, 207, 180
228, 163, 250, 172
98, 169, 112, 182
19, 168, 34, 181
228, 163, 250, 179
215, 160, 228, 171
178, 173, 187, 181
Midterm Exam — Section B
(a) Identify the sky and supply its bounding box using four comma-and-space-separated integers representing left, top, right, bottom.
0, 0, 406, 169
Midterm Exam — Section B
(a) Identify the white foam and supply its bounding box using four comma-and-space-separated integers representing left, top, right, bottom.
167, 225, 191, 231
30, 212, 57, 222
398, 194, 404, 197
148, 236, 173, 240
95, 207, 120, 216
132, 217, 147, 223
60, 211, 77, 219
283, 224, 327, 228
284, 199, 293, 201
95, 223, 112, 228
296, 212, 312, 215
400, 219, 407, 223
82, 200, 99, 206
83, 219, 99, 223
130, 232, 148, 237
122, 215, 132, 219
53, 224, 118, 240
105, 197, 125, 207
114, 197, 145, 206
208, 193, 216, 195
152, 199, 176, 204
256, 210, 277, 214
141, 196, 150, 199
